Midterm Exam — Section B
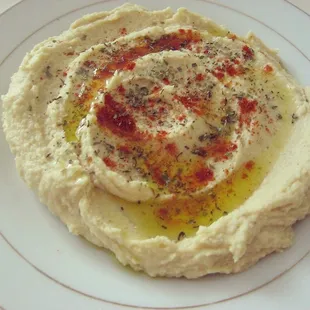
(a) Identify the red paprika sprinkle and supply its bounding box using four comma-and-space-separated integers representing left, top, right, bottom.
117, 84, 126, 94
158, 208, 169, 219
118, 145, 131, 154
178, 114, 186, 121
228, 33, 237, 40
97, 93, 142, 140
264, 64, 273, 73
242, 173, 248, 179
212, 70, 225, 80
103, 157, 117, 169
226, 65, 238, 76
239, 98, 257, 114
165, 143, 178, 156
120, 27, 127, 35
195, 167, 214, 183
157, 130, 168, 139
195, 73, 205, 81
124, 62, 136, 71
162, 78, 170, 85
245, 160, 255, 171
242, 45, 254, 60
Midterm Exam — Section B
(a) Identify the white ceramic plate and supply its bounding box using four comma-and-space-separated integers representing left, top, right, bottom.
0, 0, 310, 309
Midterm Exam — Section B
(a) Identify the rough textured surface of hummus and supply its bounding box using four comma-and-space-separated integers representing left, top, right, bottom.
2, 3, 310, 278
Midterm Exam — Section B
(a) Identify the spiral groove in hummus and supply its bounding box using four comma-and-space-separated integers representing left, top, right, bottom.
2, 4, 310, 278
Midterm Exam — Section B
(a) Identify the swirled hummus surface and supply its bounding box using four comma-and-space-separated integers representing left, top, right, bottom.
3, 4, 310, 278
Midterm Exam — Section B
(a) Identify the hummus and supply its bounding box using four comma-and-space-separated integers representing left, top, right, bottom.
2, 3, 310, 278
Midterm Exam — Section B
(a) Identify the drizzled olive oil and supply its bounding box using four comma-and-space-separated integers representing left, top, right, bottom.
117, 158, 267, 240
112, 92, 294, 241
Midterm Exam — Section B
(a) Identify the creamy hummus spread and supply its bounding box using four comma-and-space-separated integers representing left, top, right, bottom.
2, 4, 310, 278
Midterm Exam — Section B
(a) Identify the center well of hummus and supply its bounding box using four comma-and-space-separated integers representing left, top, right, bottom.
60, 26, 294, 238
